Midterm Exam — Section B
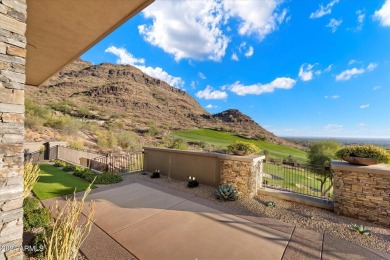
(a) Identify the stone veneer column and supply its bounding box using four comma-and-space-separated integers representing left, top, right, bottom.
220, 155, 265, 197
332, 161, 390, 227
0, 0, 26, 259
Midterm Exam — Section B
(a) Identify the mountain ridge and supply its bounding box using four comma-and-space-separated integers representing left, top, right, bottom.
25, 59, 302, 150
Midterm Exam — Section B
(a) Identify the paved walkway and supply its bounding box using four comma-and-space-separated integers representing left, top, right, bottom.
42, 179, 389, 260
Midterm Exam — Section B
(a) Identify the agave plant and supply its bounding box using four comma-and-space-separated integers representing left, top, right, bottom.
349, 224, 371, 236
265, 201, 275, 207
214, 184, 238, 201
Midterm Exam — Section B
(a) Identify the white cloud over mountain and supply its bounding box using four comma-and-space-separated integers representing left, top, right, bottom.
138, 0, 287, 61
105, 46, 184, 88
225, 77, 296, 96
196, 86, 228, 100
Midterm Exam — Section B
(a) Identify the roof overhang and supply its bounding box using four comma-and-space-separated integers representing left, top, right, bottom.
25, 0, 154, 86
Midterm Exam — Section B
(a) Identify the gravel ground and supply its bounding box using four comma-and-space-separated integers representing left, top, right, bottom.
126, 172, 390, 254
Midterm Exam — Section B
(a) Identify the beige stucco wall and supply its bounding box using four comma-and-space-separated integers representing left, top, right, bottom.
332, 161, 390, 227
0, 0, 26, 259
143, 147, 264, 196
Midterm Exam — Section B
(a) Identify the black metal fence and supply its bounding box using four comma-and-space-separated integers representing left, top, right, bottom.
90, 152, 144, 174
262, 161, 333, 202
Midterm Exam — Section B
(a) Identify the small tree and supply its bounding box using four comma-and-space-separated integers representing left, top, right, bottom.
307, 140, 341, 196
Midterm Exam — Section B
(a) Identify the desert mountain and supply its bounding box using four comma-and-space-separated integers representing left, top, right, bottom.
26, 59, 301, 149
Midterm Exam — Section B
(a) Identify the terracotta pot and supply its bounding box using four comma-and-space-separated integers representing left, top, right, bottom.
233, 150, 245, 156
344, 156, 378, 166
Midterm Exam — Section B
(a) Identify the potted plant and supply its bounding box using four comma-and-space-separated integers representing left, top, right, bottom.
187, 176, 199, 188
227, 141, 260, 156
336, 145, 389, 166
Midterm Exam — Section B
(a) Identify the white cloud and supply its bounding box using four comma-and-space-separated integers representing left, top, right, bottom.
355, 10, 365, 31
310, 0, 339, 19
138, 0, 229, 61
374, 0, 390, 26
324, 123, 343, 133
138, 0, 287, 62
198, 72, 206, 79
325, 95, 340, 99
224, 0, 288, 40
226, 77, 296, 96
324, 64, 332, 72
366, 62, 377, 71
373, 85, 382, 90
105, 46, 145, 65
190, 81, 196, 89
335, 68, 365, 81
244, 46, 254, 57
348, 59, 360, 65
336, 62, 377, 81
239, 41, 247, 52
105, 46, 184, 88
326, 18, 343, 33
196, 86, 228, 100
231, 53, 239, 61
206, 104, 218, 109
298, 63, 316, 81
360, 104, 369, 109
358, 123, 366, 127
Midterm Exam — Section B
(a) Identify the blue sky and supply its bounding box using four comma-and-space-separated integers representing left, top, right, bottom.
81, 0, 390, 138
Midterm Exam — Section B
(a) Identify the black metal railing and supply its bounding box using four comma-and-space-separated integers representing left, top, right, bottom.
90, 152, 144, 174
262, 161, 333, 202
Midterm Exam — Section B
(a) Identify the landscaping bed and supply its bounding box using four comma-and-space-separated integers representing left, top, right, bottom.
129, 172, 390, 254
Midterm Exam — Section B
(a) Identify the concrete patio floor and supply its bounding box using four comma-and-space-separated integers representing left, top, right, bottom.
42, 179, 390, 260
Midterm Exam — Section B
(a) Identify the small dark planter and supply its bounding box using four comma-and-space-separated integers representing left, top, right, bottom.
344, 156, 378, 166
151, 170, 160, 178
187, 179, 199, 188
233, 150, 245, 156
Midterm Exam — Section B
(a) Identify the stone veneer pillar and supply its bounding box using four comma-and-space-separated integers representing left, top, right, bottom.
332, 161, 390, 227
220, 155, 265, 197
0, 0, 26, 259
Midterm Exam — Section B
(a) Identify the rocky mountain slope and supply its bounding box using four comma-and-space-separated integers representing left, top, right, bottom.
25, 59, 301, 149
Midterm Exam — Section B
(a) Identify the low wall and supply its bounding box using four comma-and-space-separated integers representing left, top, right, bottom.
143, 147, 264, 196
58, 146, 102, 166
332, 161, 390, 227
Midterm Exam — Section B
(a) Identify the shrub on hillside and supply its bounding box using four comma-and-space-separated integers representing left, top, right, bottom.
170, 138, 188, 150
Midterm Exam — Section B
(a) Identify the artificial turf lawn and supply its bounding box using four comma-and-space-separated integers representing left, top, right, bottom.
32, 164, 96, 200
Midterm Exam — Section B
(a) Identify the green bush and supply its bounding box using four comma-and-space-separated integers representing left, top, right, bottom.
52, 160, 67, 167
227, 141, 260, 155
170, 138, 188, 150
62, 164, 75, 172
336, 145, 389, 163
94, 172, 123, 184
28, 227, 52, 257
24, 208, 52, 231
23, 197, 40, 212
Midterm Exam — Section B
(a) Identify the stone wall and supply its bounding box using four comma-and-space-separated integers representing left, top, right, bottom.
220, 156, 264, 197
0, 0, 26, 259
332, 161, 390, 227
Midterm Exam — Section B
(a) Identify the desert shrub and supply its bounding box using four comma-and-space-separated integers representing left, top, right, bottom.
255, 134, 268, 142
50, 100, 77, 114
94, 172, 123, 184
23, 197, 40, 212
116, 131, 140, 151
24, 162, 40, 198
170, 138, 188, 150
68, 139, 85, 150
263, 150, 270, 157
46, 186, 94, 260
336, 145, 389, 163
227, 141, 260, 155
97, 130, 118, 149
78, 107, 92, 118
44, 115, 81, 135
24, 207, 52, 231
25, 99, 51, 130
147, 126, 159, 136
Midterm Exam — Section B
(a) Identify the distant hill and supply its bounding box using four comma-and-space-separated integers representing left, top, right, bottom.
25, 59, 302, 150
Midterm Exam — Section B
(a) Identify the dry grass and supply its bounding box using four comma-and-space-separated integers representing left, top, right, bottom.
23, 161, 40, 198
46, 185, 95, 260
